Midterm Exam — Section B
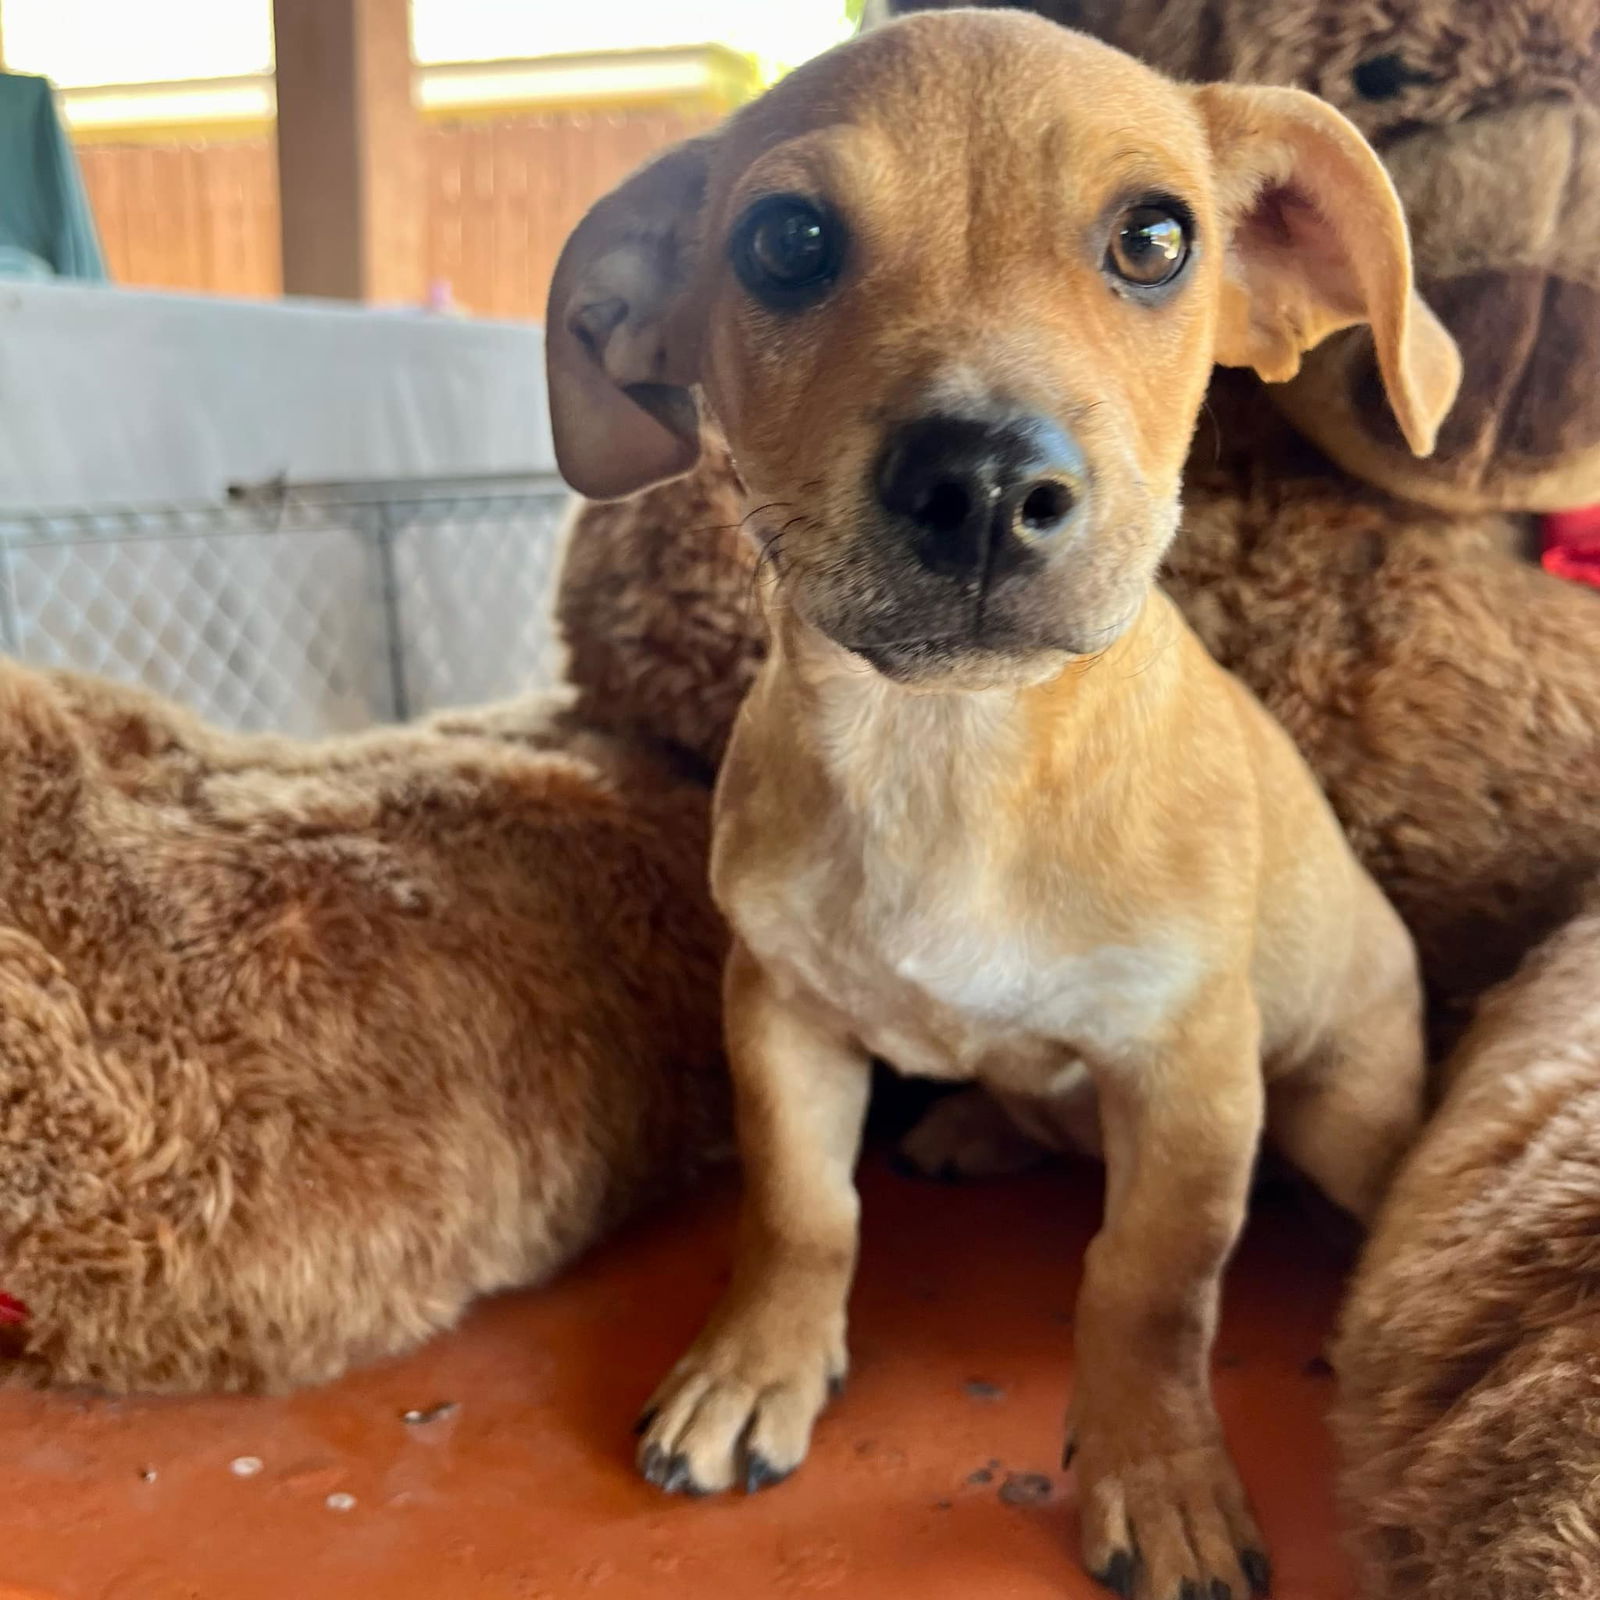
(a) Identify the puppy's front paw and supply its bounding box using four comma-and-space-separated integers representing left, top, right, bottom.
1073, 1433, 1268, 1600
636, 1311, 847, 1496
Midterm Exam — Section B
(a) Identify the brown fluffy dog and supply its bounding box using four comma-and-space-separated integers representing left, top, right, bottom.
1334, 884, 1600, 1600
0, 661, 728, 1392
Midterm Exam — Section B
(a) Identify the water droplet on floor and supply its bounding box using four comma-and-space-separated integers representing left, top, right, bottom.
402, 1401, 460, 1426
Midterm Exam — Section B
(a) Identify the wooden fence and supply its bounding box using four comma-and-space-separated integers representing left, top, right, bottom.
79, 140, 282, 298
76, 107, 717, 318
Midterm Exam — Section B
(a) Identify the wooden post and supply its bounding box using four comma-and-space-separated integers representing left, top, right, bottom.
271, 0, 421, 303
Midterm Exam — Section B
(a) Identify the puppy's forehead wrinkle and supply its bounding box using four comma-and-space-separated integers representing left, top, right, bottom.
722, 13, 1193, 183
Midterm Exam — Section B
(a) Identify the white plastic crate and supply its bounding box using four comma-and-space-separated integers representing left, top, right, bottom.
0, 474, 573, 736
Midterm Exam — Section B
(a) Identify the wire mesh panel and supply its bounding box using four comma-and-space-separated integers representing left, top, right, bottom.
1, 505, 393, 735
387, 486, 570, 717
0, 474, 574, 737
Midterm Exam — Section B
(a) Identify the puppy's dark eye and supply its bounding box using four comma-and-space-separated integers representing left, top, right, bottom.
1106, 201, 1191, 290
730, 195, 846, 311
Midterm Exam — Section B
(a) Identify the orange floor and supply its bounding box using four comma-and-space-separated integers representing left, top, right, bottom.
0, 1158, 1352, 1600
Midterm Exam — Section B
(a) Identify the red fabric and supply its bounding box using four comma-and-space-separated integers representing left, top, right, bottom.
1543, 506, 1600, 589
0, 1292, 30, 1327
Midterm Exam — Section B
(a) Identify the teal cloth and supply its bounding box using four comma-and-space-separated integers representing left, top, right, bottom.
0, 72, 106, 281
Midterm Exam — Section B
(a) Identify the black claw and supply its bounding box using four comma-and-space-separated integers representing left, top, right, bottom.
934, 1160, 964, 1185
632, 1407, 658, 1438
640, 1443, 669, 1487
1094, 1549, 1137, 1599
1210, 1582, 1232, 1600
1179, 1581, 1203, 1600
743, 1451, 791, 1494
828, 1372, 847, 1401
1240, 1549, 1271, 1596
888, 1151, 926, 1182
1061, 1437, 1077, 1470
660, 1452, 694, 1495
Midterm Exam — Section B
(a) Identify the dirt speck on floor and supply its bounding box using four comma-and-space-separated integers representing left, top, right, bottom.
0, 1161, 1356, 1600
998, 1472, 1053, 1507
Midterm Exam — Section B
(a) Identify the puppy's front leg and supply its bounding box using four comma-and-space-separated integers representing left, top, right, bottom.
1071, 987, 1269, 1600
638, 940, 869, 1496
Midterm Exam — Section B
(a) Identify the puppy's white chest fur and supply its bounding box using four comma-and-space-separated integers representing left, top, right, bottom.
891, 911, 1194, 1048
718, 687, 1200, 1088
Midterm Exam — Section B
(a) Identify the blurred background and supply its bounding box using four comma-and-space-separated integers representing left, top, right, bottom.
1, 0, 856, 312
0, 1, 855, 737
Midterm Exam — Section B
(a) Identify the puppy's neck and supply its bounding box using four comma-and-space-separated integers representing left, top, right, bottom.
763, 597, 1180, 822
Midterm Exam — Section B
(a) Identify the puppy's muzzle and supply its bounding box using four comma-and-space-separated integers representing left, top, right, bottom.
874, 413, 1086, 581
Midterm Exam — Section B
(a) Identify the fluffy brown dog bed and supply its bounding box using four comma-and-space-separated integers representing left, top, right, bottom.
0, 662, 728, 1392
1335, 884, 1600, 1600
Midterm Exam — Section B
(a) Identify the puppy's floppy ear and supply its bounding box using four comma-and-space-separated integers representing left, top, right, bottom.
1193, 83, 1462, 457
546, 138, 715, 500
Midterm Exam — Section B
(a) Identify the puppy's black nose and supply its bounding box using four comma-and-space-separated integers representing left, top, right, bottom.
874, 414, 1085, 577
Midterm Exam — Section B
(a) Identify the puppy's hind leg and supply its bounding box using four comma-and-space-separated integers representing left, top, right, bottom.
1267, 956, 1427, 1227
896, 1086, 1051, 1181
895, 1070, 1102, 1182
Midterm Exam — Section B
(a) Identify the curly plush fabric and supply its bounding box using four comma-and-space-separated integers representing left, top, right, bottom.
1335, 885, 1600, 1600
0, 663, 729, 1392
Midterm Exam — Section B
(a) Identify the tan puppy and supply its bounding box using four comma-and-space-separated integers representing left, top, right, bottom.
546, 12, 1456, 1598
